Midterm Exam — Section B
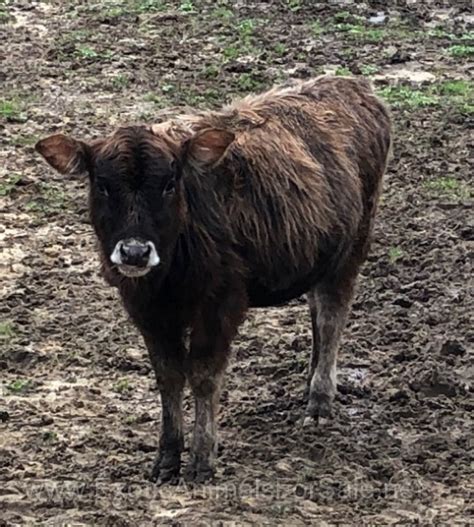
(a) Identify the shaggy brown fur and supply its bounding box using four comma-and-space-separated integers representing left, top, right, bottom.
36, 76, 392, 484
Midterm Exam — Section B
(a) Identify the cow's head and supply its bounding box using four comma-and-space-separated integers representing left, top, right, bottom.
36, 125, 234, 279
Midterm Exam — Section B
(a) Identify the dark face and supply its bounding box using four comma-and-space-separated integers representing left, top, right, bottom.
35, 125, 234, 280
88, 128, 183, 278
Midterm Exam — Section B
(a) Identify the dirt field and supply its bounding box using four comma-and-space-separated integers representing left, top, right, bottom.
1, 1, 472, 525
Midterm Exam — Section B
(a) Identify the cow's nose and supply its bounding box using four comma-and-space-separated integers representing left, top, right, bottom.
118, 239, 151, 267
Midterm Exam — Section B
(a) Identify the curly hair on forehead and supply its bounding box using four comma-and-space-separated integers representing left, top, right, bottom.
93, 126, 178, 164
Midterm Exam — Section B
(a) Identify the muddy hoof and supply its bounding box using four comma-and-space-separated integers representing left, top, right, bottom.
183, 459, 215, 484
149, 454, 181, 485
305, 392, 333, 422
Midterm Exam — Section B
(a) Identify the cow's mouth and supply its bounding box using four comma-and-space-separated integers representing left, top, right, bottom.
116, 264, 152, 278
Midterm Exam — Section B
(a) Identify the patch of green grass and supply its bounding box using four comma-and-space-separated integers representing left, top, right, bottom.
212, 6, 233, 21
447, 45, 474, 58
333, 21, 386, 43
435, 79, 472, 97
100, 5, 126, 17
181, 91, 201, 106
134, 0, 168, 13
238, 19, 256, 39
333, 22, 355, 32
75, 45, 113, 62
237, 73, 262, 92
286, 0, 302, 12
114, 379, 131, 393
13, 134, 38, 146
67, 29, 93, 42
0, 321, 15, 340
161, 83, 175, 95
143, 92, 167, 108
26, 183, 67, 215
0, 174, 21, 197
378, 86, 439, 109
124, 415, 138, 424
137, 110, 155, 121
311, 20, 323, 36
111, 74, 131, 89
235, 18, 260, 52
73, 0, 168, 18
273, 43, 287, 56
389, 27, 417, 40
360, 64, 379, 76
380, 81, 473, 113
178, 1, 195, 13
426, 28, 455, 40
222, 45, 240, 61
203, 64, 219, 79
0, 99, 20, 119
333, 11, 353, 22
363, 28, 386, 43
335, 67, 351, 76
182, 87, 220, 108
7, 379, 30, 394
76, 46, 100, 59
0, 0, 11, 23
434, 80, 473, 113
216, 18, 260, 59
424, 177, 470, 199
388, 247, 403, 263
203, 88, 220, 103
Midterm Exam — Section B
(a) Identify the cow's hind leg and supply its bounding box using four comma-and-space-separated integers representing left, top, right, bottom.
305, 269, 358, 423
307, 290, 321, 390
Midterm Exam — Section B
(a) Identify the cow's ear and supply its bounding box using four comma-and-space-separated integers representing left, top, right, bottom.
185, 128, 235, 167
35, 134, 90, 175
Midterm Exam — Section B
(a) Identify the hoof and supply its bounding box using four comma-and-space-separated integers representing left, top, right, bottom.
183, 459, 215, 484
305, 392, 333, 422
149, 454, 181, 485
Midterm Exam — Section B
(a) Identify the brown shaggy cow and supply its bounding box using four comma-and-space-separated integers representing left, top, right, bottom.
36, 76, 391, 483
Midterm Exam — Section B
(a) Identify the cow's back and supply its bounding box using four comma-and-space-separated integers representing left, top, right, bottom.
217, 77, 390, 296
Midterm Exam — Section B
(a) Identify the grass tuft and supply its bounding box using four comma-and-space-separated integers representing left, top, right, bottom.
447, 45, 474, 58
424, 177, 470, 199
114, 379, 131, 393
7, 379, 31, 393
0, 321, 15, 339
378, 86, 438, 108
388, 247, 403, 263
0, 174, 22, 197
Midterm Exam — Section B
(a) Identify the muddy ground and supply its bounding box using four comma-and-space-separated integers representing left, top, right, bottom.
1, 1, 473, 525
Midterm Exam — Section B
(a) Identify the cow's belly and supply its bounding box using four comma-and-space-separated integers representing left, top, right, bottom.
242, 233, 351, 307
247, 267, 324, 307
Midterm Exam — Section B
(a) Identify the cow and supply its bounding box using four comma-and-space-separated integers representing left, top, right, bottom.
36, 76, 392, 484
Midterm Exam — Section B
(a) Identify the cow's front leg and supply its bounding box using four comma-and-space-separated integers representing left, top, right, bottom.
145, 334, 186, 484
185, 296, 245, 483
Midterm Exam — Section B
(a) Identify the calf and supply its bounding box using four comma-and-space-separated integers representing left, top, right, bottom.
36, 76, 391, 483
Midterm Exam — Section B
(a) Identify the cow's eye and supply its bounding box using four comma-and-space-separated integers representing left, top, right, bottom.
163, 179, 175, 196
